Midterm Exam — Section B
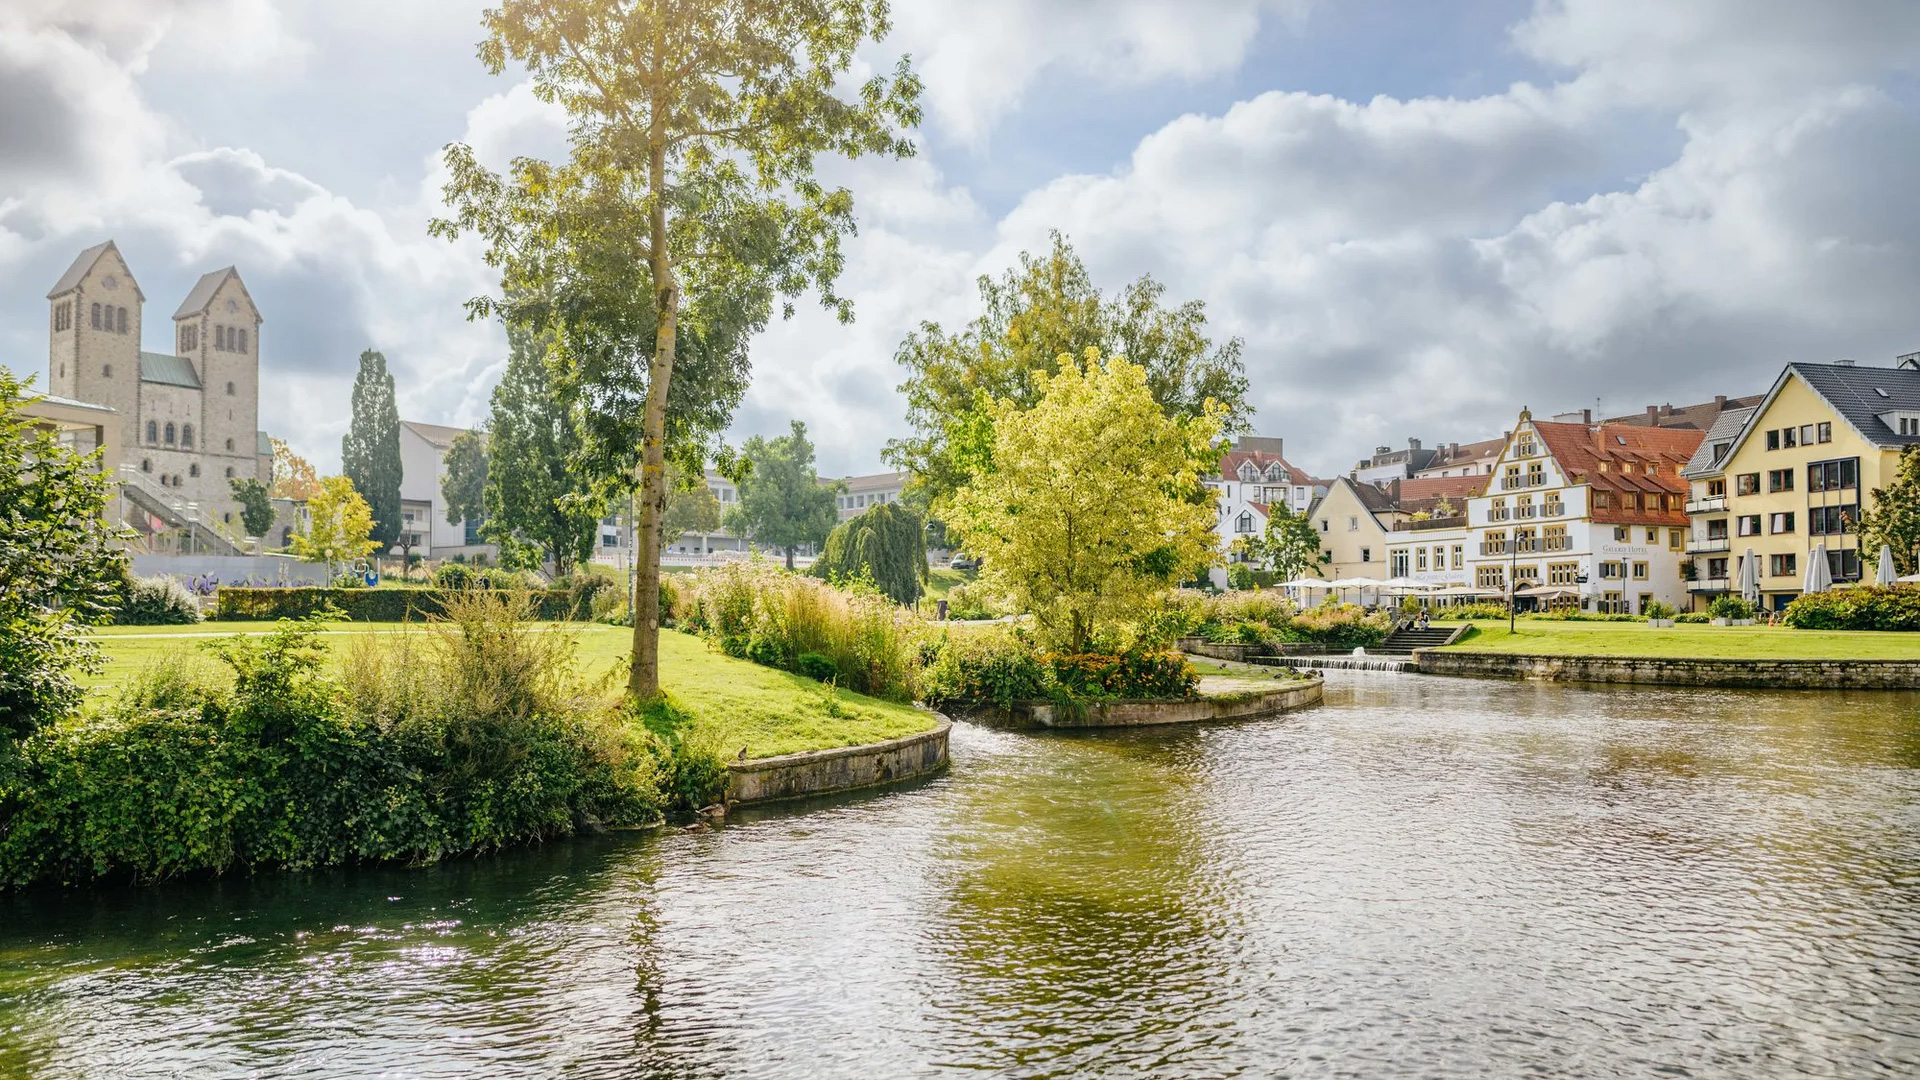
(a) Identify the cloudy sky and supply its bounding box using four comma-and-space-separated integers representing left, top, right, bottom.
4, 0, 1920, 479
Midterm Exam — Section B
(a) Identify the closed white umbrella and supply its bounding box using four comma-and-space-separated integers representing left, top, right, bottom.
1278, 577, 1332, 589
1803, 543, 1833, 595
1740, 548, 1761, 604
1877, 545, 1898, 587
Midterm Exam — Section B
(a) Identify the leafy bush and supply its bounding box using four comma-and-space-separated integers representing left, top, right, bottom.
0, 602, 660, 887
1046, 649, 1198, 700
1677, 612, 1710, 624
630, 697, 730, 814
1290, 603, 1391, 649
115, 575, 202, 625
794, 652, 839, 682
1226, 564, 1255, 590
434, 562, 475, 589
1782, 586, 1920, 631
812, 502, 927, 606
919, 628, 1053, 710
676, 561, 922, 702
215, 586, 584, 621
1643, 600, 1677, 620
942, 582, 998, 620
590, 584, 629, 625
1436, 603, 1510, 620
1708, 595, 1758, 621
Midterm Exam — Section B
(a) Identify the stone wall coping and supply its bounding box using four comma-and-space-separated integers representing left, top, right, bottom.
1422, 649, 1920, 668
728, 714, 951, 775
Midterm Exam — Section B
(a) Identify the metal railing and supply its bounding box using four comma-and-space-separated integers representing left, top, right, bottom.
1688, 576, 1733, 593
117, 464, 250, 554
1686, 537, 1732, 554
1685, 495, 1728, 514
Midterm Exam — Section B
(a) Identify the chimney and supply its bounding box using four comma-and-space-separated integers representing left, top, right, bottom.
1899, 352, 1920, 370
1582, 408, 1591, 424
1714, 394, 1727, 408
1835, 358, 1856, 368
1407, 437, 1422, 451
1375, 445, 1391, 457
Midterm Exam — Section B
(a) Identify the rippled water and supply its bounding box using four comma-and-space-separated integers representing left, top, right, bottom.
6, 673, 1920, 1078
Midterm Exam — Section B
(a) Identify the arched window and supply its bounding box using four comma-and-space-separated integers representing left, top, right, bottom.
141, 458, 152, 473
189, 464, 200, 478
216, 326, 228, 351
237, 329, 248, 353
226, 381, 235, 396
225, 438, 234, 451
223, 512, 232, 525
102, 363, 112, 377
164, 422, 176, 445
116, 307, 128, 333
181, 424, 194, 448
224, 466, 234, 478
145, 420, 157, 443
281, 526, 294, 547
59, 364, 65, 379
90, 303, 101, 329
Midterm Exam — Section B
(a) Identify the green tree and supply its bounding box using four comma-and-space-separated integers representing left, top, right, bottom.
433, 0, 920, 699
229, 477, 276, 538
1229, 505, 1330, 583
341, 349, 403, 551
725, 421, 841, 570
441, 429, 488, 527
946, 350, 1224, 653
661, 463, 722, 547
292, 476, 379, 578
886, 232, 1251, 507
812, 501, 926, 606
1860, 445, 1920, 574
481, 327, 606, 577
0, 373, 129, 738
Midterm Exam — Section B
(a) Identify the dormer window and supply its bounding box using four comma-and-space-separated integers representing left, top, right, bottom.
1265, 463, 1284, 482
1235, 512, 1254, 533
1237, 461, 1256, 482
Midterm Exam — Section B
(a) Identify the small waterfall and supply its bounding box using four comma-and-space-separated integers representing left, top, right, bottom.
1252, 654, 1414, 673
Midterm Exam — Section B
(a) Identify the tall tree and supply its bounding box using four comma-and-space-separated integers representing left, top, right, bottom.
441, 429, 489, 527
229, 477, 277, 538
481, 326, 605, 577
433, 0, 920, 700
268, 437, 321, 501
661, 462, 722, 547
1860, 445, 1920, 574
341, 349, 403, 551
724, 421, 841, 570
885, 232, 1251, 507
812, 500, 926, 606
0, 373, 128, 737
945, 350, 1223, 653
1229, 506, 1331, 582
293, 476, 379, 578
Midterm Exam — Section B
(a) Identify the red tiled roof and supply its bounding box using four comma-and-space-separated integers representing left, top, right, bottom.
1530, 421, 1703, 526
1400, 474, 1486, 502
1420, 437, 1505, 470
1220, 449, 1312, 486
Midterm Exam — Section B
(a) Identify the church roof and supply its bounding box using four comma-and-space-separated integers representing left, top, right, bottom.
173, 267, 243, 319
139, 351, 202, 389
47, 240, 144, 301
257, 431, 274, 456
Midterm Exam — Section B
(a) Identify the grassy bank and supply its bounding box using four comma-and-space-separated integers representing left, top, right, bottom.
89, 622, 936, 759
1436, 620, 1920, 661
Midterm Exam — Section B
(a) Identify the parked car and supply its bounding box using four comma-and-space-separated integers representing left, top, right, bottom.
949, 553, 979, 571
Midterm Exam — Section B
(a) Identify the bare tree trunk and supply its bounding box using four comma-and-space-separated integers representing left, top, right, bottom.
628, 83, 677, 701
785, 544, 795, 570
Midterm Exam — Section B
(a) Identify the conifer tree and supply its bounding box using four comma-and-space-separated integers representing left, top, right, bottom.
341, 349, 403, 550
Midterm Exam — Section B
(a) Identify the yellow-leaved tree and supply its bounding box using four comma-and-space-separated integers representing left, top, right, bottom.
946, 349, 1224, 652
293, 475, 380, 577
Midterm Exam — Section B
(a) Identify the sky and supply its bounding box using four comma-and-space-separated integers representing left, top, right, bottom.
4, 0, 1920, 480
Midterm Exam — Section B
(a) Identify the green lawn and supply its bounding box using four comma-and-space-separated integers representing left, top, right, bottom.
923, 567, 977, 599
86, 621, 936, 759
1435, 619, 1920, 660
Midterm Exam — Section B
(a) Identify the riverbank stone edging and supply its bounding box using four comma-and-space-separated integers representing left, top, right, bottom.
971, 677, 1324, 730
1412, 649, 1920, 690
726, 716, 952, 806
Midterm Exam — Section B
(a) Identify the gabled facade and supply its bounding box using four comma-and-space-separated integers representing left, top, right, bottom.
1412, 436, 1505, 479
1307, 477, 1472, 590
1207, 436, 1326, 562
1465, 410, 1701, 613
1687, 357, 1920, 610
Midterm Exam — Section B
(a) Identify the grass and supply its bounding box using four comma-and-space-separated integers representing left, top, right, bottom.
923, 567, 976, 599
1434, 619, 1920, 660
85, 621, 936, 760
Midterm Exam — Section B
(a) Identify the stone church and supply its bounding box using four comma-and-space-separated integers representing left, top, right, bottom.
45, 240, 273, 539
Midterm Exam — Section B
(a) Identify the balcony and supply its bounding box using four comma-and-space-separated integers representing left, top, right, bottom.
1686, 537, 1732, 555
1686, 495, 1728, 514
1688, 576, 1733, 593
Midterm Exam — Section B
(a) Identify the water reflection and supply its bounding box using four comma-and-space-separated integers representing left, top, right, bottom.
4, 673, 1919, 1078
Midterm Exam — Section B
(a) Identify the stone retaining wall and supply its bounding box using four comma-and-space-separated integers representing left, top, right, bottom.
726, 717, 951, 806
984, 678, 1323, 729
1412, 650, 1920, 690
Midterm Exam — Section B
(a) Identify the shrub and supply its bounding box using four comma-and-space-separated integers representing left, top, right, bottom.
1782, 586, 1920, 631
942, 583, 998, 620
1708, 595, 1757, 621
1226, 564, 1255, 590
214, 586, 584, 622
1046, 649, 1198, 701
590, 585, 629, 625
434, 562, 475, 589
1677, 612, 1710, 624
1437, 603, 1510, 620
812, 502, 927, 606
0, 603, 662, 888
115, 575, 202, 625
1643, 600, 1677, 620
794, 652, 839, 682
1290, 603, 1391, 649
919, 628, 1053, 710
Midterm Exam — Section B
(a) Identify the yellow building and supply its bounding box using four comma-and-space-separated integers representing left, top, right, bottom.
1688, 356, 1920, 612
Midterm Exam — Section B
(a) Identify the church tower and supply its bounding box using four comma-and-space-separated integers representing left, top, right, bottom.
173, 267, 263, 510
46, 241, 143, 452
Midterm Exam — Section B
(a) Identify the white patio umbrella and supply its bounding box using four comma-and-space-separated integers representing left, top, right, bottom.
1382, 577, 1436, 592
1876, 545, 1898, 587
1739, 547, 1761, 604
1803, 543, 1833, 595
1277, 577, 1332, 590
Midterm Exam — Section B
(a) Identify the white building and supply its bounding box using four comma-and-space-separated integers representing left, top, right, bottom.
398, 420, 494, 560
836, 470, 905, 521
1207, 436, 1325, 557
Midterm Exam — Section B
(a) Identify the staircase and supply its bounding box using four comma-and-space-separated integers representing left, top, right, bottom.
1377, 624, 1463, 655
118, 466, 248, 556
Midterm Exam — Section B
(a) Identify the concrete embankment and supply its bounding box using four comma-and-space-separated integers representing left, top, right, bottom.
1412, 650, 1920, 690
726, 717, 952, 806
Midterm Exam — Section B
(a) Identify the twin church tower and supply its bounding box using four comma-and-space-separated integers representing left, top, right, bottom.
45, 240, 273, 531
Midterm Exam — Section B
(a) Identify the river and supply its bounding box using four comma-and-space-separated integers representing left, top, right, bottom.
5, 672, 1919, 1078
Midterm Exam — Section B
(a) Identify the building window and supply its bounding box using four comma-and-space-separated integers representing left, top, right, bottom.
1829, 548, 1862, 581
1543, 524, 1569, 551
1452, 544, 1464, 569
1483, 530, 1508, 556
1631, 561, 1649, 580
1612, 526, 1628, 542
1809, 459, 1859, 492
1504, 464, 1522, 489
1767, 469, 1794, 493
1390, 550, 1409, 577
146, 420, 157, 443
1707, 478, 1726, 497
226, 381, 235, 396
238, 329, 248, 353
1708, 557, 1729, 579
1668, 528, 1684, 551
1235, 512, 1253, 533
465, 517, 484, 545
1360, 547, 1372, 563
1517, 434, 1539, 457
1347, 516, 1359, 531
189, 464, 200, 478
225, 438, 235, 451
102, 364, 113, 378
54, 302, 71, 331
1319, 518, 1329, 533
1416, 548, 1428, 571
1817, 422, 1832, 443
91, 303, 102, 329
225, 466, 235, 479
1489, 498, 1508, 521
1736, 473, 1761, 496
116, 307, 127, 333
164, 422, 176, 445
181, 424, 194, 449
1737, 515, 1762, 537
1476, 565, 1505, 590
1643, 527, 1657, 543
1548, 562, 1579, 585
1527, 462, 1545, 486
1809, 505, 1853, 535
1769, 512, 1795, 534
1598, 561, 1624, 579
141, 458, 151, 473
1770, 553, 1797, 577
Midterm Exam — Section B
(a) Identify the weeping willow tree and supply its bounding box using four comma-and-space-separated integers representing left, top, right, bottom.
812, 501, 927, 606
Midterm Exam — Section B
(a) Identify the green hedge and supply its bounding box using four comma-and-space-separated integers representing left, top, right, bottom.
1782, 586, 1920, 631
214, 586, 586, 622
